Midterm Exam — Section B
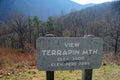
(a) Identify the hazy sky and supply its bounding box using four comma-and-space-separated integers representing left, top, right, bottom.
71, 0, 113, 4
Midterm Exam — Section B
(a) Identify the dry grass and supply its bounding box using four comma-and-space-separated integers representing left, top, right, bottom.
103, 51, 120, 66
0, 48, 36, 71
0, 66, 120, 80
0, 48, 120, 80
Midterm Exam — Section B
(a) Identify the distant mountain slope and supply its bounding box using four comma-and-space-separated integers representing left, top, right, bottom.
56, 2, 112, 28
79, 2, 111, 21
0, 0, 94, 20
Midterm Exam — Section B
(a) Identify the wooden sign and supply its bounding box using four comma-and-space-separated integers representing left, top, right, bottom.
36, 37, 103, 71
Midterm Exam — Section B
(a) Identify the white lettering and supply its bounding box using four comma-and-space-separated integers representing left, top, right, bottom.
74, 50, 80, 55
42, 50, 80, 56
51, 63, 63, 67
72, 57, 85, 61
93, 50, 98, 54
42, 50, 46, 55
62, 50, 68, 55
46, 50, 51, 56
57, 50, 62, 56
51, 50, 56, 56
78, 62, 90, 65
74, 43, 80, 47
65, 43, 69, 47
57, 57, 62, 61
82, 49, 98, 55
89, 49, 93, 54
65, 62, 77, 66
82, 50, 88, 55
64, 43, 80, 48
67, 50, 73, 55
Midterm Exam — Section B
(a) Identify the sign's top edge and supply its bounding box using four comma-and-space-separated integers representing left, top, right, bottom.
37, 37, 102, 39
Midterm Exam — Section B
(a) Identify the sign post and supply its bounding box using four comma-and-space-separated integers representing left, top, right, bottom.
36, 36, 103, 80
82, 69, 92, 80
82, 35, 93, 80
46, 71, 54, 80
45, 34, 54, 80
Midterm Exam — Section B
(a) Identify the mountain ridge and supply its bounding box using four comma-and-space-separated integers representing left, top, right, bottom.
0, 0, 94, 20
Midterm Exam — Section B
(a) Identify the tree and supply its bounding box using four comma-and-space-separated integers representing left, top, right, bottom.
28, 16, 42, 48
104, 11, 120, 55
0, 21, 8, 47
6, 13, 28, 52
28, 16, 33, 44
110, 1, 120, 55
109, 15, 120, 55
33, 16, 42, 38
68, 12, 79, 37
46, 17, 56, 34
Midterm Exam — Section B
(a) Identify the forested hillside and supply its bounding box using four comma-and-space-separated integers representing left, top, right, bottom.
56, 1, 120, 56
0, 1, 120, 56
